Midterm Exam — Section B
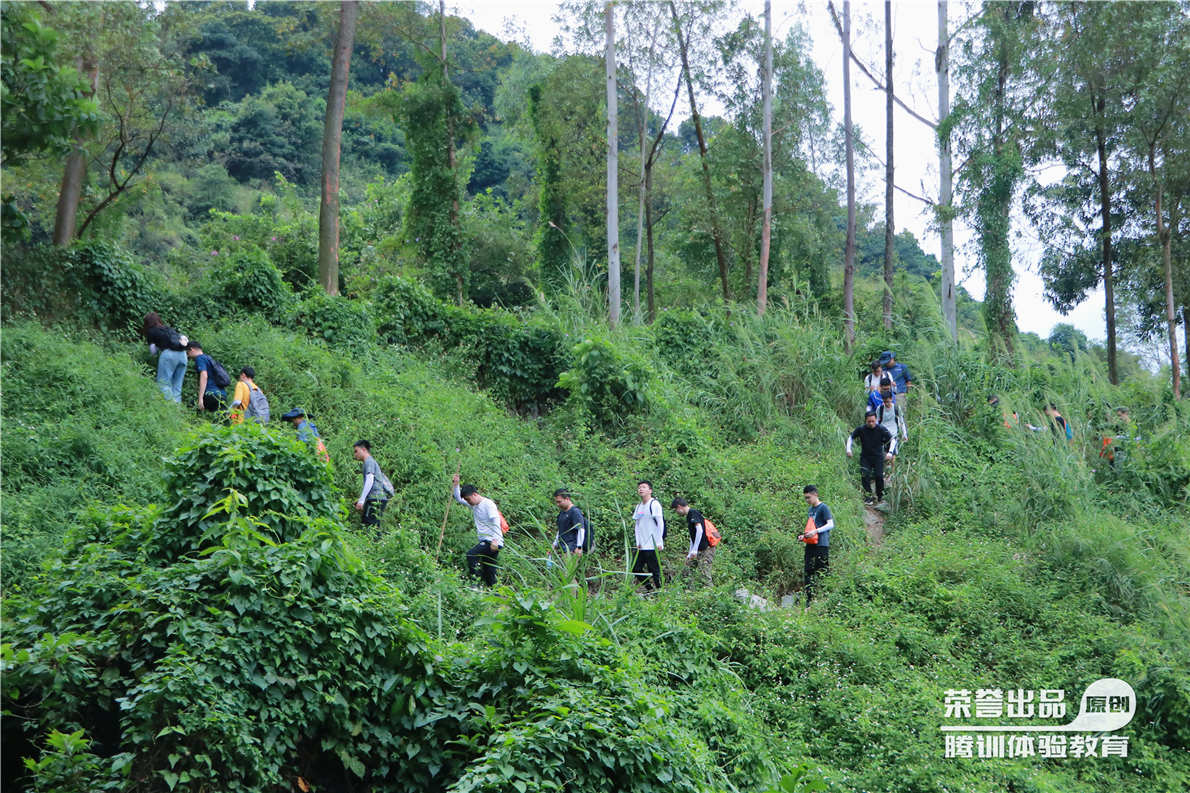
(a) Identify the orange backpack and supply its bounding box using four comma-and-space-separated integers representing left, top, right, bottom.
800, 516, 819, 545
497, 509, 510, 534
704, 517, 722, 547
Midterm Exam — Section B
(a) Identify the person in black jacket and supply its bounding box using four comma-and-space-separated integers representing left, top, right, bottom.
141, 312, 189, 403
846, 411, 895, 505
671, 497, 714, 586
551, 489, 588, 557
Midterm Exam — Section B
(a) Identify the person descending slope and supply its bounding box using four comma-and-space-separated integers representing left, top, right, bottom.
631, 481, 665, 591
452, 473, 504, 587
353, 440, 394, 537
846, 411, 894, 506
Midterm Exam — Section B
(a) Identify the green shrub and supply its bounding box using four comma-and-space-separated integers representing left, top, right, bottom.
287, 291, 376, 353
557, 336, 652, 426
374, 276, 451, 345
0, 242, 163, 335
154, 422, 335, 558
209, 246, 293, 320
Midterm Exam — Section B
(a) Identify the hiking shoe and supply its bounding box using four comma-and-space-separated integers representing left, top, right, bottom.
863, 495, 875, 505
876, 500, 889, 509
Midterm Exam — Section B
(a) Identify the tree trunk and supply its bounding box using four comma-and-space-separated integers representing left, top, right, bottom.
1152, 149, 1180, 398
633, 21, 659, 324
670, 1, 730, 302
937, 0, 956, 341
317, 0, 358, 296
646, 169, 656, 323
882, 0, 895, 330
441, 0, 463, 304
843, 0, 856, 352
52, 57, 98, 246
606, 2, 621, 327
1093, 106, 1118, 384
758, 0, 773, 315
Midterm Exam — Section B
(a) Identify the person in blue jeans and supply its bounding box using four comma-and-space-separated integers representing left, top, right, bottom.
186, 340, 227, 413
141, 312, 189, 403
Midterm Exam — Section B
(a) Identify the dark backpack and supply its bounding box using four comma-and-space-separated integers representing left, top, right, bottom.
581, 514, 594, 553
207, 357, 231, 389
165, 327, 188, 351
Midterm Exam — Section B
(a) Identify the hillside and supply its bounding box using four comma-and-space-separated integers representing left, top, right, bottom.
2, 250, 1188, 792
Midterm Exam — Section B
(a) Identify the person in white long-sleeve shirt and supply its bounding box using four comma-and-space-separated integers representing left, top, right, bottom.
630, 480, 664, 590
452, 473, 503, 586
353, 440, 393, 537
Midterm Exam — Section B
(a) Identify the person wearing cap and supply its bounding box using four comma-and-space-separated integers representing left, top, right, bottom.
281, 408, 330, 462
882, 352, 913, 411
452, 473, 503, 587
185, 340, 227, 413
353, 440, 394, 536
846, 410, 895, 505
230, 366, 270, 424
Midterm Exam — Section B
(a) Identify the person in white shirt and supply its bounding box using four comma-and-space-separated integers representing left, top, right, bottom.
631, 480, 664, 590
452, 473, 503, 587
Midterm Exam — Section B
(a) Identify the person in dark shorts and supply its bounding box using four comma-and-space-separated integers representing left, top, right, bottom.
798, 485, 834, 606
846, 411, 894, 505
353, 440, 394, 536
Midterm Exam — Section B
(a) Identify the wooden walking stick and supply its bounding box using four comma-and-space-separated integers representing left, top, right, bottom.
435, 451, 461, 563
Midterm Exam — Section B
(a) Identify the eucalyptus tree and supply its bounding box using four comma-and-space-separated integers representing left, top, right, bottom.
317, 0, 359, 296
952, 1, 1042, 364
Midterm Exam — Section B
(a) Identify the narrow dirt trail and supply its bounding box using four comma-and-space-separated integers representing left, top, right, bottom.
864, 504, 886, 547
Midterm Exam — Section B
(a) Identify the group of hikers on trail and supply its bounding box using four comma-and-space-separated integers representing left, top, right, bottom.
140, 312, 928, 605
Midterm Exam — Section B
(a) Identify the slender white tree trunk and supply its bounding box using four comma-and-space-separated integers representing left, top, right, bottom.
843, 0, 856, 351
883, 0, 895, 330
606, 2, 621, 326
758, 0, 773, 315
938, 0, 956, 341
318, 0, 359, 296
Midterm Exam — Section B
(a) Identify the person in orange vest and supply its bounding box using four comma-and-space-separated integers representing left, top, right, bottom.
799, 485, 834, 606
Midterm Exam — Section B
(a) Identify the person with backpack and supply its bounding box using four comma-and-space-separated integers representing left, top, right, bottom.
631, 480, 665, 591
798, 485, 834, 606
186, 340, 229, 413
230, 366, 270, 424
846, 411, 895, 506
1045, 403, 1073, 441
353, 440, 394, 537
876, 392, 907, 462
881, 351, 913, 411
864, 361, 894, 413
280, 408, 330, 463
671, 497, 717, 586
141, 312, 189, 404
551, 488, 589, 557
452, 473, 503, 587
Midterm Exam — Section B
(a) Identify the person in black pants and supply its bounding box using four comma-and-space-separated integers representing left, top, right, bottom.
798, 485, 835, 606
846, 411, 895, 505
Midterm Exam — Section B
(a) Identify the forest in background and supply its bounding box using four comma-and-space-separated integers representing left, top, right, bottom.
2, 2, 1189, 792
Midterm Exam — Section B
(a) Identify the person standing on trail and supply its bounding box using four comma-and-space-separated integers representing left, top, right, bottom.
142, 312, 189, 404
631, 480, 664, 591
353, 440, 394, 537
671, 497, 715, 586
882, 352, 913, 411
185, 340, 229, 414
798, 485, 834, 606
453, 473, 503, 587
230, 366, 270, 424
877, 392, 907, 462
865, 361, 893, 413
847, 411, 894, 505
551, 488, 588, 557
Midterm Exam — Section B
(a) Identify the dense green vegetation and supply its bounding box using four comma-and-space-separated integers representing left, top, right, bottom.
3, 2, 1188, 791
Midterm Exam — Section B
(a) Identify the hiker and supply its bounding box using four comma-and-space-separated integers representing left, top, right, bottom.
864, 361, 894, 413
280, 408, 330, 462
141, 312, 189, 403
881, 351, 913, 411
230, 366, 270, 424
846, 411, 895, 505
551, 488, 588, 557
185, 340, 227, 413
631, 480, 665, 591
798, 485, 834, 606
353, 440, 394, 536
1045, 403, 1072, 441
988, 395, 1019, 429
671, 497, 714, 586
452, 473, 503, 587
877, 392, 907, 463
